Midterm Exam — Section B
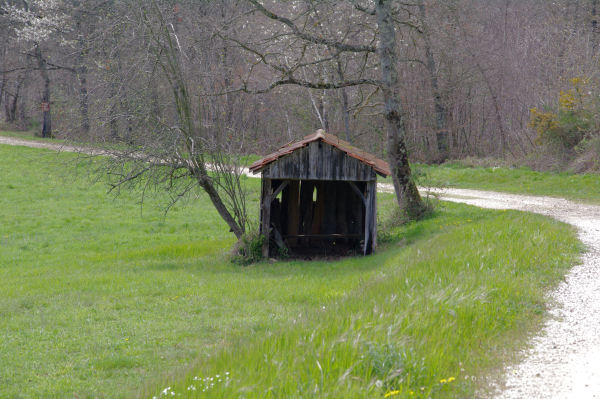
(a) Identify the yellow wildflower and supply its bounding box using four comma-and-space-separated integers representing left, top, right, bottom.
384, 390, 400, 398
440, 376, 456, 384
559, 90, 576, 110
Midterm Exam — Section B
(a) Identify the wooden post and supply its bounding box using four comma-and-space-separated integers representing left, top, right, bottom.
363, 180, 376, 255
371, 180, 377, 251
261, 178, 272, 258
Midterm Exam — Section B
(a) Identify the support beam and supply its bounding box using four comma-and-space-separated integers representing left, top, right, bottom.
261, 177, 273, 258
363, 180, 376, 255
348, 181, 367, 206
272, 180, 289, 198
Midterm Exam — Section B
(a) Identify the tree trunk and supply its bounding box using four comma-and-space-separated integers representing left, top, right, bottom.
35, 45, 52, 138
336, 60, 352, 142
196, 170, 245, 239
4, 75, 24, 123
17, 72, 28, 129
77, 48, 90, 134
0, 73, 5, 114
418, 0, 449, 162
376, 0, 425, 220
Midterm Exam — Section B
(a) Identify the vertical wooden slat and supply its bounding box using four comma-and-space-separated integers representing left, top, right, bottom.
280, 182, 289, 239
371, 179, 377, 251
312, 181, 324, 234
299, 180, 314, 245
261, 178, 272, 258
363, 180, 376, 255
322, 182, 337, 234
287, 180, 300, 246
336, 182, 348, 236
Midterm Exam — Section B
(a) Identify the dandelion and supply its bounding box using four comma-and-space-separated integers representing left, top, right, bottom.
440, 376, 456, 384
384, 390, 400, 398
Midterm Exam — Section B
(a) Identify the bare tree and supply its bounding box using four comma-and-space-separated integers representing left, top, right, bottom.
87, 1, 250, 239
221, 0, 426, 219
3, 0, 71, 137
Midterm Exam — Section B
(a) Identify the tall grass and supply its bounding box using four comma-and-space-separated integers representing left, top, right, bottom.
157, 204, 579, 398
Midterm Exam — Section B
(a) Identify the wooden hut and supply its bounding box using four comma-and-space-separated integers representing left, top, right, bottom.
249, 129, 391, 257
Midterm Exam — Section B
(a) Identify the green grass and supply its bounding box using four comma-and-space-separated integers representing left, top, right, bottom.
412, 162, 600, 204
0, 144, 581, 398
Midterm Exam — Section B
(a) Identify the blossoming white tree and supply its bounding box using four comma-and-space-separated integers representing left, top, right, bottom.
3, 0, 71, 137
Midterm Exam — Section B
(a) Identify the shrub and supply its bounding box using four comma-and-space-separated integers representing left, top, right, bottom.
231, 230, 264, 265
529, 77, 597, 151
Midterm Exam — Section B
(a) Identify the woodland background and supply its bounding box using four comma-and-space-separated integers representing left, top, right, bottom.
2, 0, 600, 172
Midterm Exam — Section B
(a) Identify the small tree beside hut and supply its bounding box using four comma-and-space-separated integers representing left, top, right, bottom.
250, 129, 391, 258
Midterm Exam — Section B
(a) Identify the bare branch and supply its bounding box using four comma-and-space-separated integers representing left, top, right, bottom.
247, 0, 376, 53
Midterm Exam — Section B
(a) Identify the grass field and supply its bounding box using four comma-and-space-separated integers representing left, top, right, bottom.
0, 143, 581, 398
413, 162, 600, 204
2, 130, 599, 203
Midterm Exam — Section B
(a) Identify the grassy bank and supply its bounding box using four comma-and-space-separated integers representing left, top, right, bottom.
414, 163, 600, 204
0, 144, 580, 398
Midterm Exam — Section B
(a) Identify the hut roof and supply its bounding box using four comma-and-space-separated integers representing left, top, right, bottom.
249, 129, 391, 177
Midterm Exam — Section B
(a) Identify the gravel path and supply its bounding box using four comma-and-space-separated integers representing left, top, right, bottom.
3, 136, 600, 398
0, 136, 80, 151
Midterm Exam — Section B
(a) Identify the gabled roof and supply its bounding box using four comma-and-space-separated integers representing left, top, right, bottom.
249, 129, 391, 177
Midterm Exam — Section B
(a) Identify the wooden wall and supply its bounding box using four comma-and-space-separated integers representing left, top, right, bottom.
262, 141, 377, 181
261, 178, 377, 257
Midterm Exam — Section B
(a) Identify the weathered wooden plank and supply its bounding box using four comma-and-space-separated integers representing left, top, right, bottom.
322, 182, 337, 234
283, 234, 361, 238
348, 181, 367, 206
336, 182, 348, 235
272, 180, 289, 198
371, 180, 377, 252
260, 178, 273, 258
311, 181, 324, 234
350, 181, 364, 236
262, 142, 376, 181
363, 180, 376, 255
287, 180, 300, 245
299, 180, 314, 244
